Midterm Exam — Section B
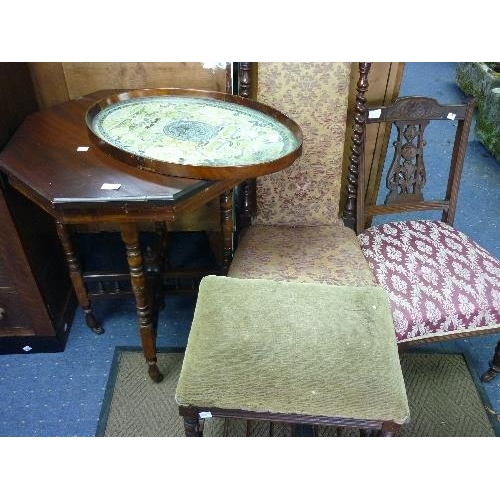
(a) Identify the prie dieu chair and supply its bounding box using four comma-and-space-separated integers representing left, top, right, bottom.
229, 62, 375, 288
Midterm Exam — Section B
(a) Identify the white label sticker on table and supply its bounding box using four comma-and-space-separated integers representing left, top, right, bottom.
447, 112, 456, 120
77, 146, 89, 152
199, 411, 212, 419
368, 109, 382, 119
101, 183, 122, 190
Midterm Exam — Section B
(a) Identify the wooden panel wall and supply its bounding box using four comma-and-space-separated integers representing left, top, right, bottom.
28, 62, 231, 109
340, 62, 404, 219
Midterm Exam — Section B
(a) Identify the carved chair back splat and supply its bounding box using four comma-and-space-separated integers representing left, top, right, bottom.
357, 95, 475, 234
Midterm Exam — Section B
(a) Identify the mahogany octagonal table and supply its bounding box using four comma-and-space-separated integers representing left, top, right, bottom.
0, 89, 302, 382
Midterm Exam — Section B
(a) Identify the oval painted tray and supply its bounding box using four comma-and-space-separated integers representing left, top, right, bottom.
86, 89, 302, 180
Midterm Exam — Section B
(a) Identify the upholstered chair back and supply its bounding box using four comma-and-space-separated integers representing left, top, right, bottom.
228, 62, 376, 287
254, 62, 352, 226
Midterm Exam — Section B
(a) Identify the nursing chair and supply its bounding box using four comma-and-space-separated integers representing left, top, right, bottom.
349, 65, 500, 382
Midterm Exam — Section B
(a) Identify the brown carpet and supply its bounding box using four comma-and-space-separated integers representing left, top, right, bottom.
96, 349, 498, 437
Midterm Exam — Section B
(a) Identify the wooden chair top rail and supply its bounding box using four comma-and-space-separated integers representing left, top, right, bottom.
366, 96, 471, 124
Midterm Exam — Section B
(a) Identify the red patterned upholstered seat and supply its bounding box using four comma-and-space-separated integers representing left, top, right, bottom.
359, 220, 500, 343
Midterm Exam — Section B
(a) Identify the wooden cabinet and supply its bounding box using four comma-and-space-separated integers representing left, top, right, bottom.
0, 63, 76, 354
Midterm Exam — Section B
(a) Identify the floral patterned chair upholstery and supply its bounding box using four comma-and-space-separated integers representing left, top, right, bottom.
229, 62, 375, 287
349, 68, 500, 382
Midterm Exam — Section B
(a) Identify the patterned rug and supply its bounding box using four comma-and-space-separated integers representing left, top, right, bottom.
96, 348, 499, 437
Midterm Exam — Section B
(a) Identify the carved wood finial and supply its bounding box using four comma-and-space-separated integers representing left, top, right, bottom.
238, 62, 252, 98
343, 62, 371, 231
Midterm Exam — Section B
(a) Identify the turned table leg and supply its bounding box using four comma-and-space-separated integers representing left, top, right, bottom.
220, 189, 234, 275
120, 222, 163, 383
55, 222, 104, 334
481, 339, 500, 383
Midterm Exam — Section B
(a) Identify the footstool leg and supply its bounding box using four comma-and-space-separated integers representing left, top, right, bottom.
379, 421, 400, 437
481, 340, 500, 383
183, 415, 203, 437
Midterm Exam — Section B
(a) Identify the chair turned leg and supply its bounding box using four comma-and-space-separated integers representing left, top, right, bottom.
152, 222, 168, 312
481, 340, 500, 383
293, 424, 315, 437
220, 189, 234, 274
360, 428, 376, 437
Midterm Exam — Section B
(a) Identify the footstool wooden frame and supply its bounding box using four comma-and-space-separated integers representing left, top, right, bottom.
176, 276, 410, 437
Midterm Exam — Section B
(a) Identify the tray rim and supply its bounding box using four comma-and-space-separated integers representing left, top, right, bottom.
85, 88, 303, 181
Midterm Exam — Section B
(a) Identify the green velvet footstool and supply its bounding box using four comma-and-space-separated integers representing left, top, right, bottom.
175, 275, 410, 436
